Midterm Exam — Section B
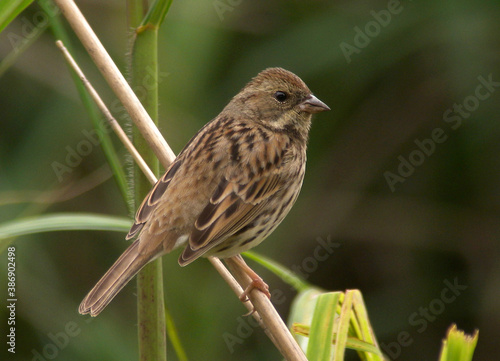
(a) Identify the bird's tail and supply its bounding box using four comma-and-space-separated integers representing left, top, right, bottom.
79, 239, 156, 316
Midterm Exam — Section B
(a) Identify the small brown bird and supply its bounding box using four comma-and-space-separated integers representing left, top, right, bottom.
79, 67, 329, 316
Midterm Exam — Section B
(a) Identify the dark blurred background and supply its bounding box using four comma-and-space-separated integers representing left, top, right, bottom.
1, 0, 499, 360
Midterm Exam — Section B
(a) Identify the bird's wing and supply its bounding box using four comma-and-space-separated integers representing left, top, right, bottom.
179, 135, 291, 265
126, 159, 183, 240
126, 116, 224, 241
126, 117, 224, 241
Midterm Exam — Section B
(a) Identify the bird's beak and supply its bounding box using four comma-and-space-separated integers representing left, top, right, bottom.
299, 94, 330, 114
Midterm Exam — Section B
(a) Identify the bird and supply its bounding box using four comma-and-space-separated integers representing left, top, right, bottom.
79, 67, 330, 316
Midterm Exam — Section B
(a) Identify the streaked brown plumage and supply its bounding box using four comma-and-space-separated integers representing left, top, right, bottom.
79, 67, 329, 316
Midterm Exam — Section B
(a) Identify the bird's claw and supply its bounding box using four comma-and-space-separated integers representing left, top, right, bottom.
239, 278, 270, 303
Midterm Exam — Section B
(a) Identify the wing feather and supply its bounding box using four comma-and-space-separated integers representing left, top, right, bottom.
179, 169, 285, 265
126, 159, 182, 240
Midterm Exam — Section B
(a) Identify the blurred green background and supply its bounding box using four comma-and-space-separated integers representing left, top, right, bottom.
1, 0, 499, 360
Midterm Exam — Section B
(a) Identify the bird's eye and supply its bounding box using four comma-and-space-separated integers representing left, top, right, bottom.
274, 91, 288, 103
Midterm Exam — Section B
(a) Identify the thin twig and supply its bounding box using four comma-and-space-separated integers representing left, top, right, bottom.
53, 0, 176, 169
55, 40, 157, 185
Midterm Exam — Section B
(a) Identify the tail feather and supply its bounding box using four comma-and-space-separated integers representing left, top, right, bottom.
79, 239, 156, 316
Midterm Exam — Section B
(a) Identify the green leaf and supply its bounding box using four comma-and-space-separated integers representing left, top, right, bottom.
292, 324, 384, 356
141, 0, 173, 29
289, 288, 324, 351
0, 0, 46, 77
306, 292, 340, 360
349, 290, 384, 360
439, 324, 479, 361
333, 291, 352, 360
0, 0, 33, 34
0, 213, 131, 249
290, 289, 384, 360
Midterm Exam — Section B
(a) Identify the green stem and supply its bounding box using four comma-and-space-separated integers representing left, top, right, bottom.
127, 1, 170, 360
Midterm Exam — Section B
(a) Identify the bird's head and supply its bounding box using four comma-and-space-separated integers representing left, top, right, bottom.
229, 67, 330, 140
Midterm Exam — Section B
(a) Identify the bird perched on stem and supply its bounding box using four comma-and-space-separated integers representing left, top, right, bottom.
79, 67, 330, 316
